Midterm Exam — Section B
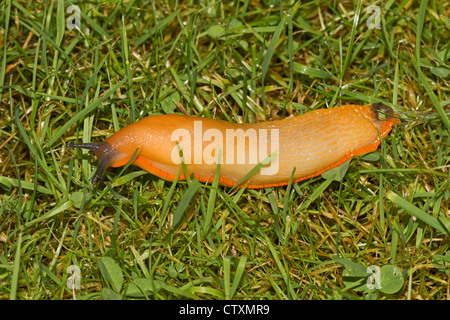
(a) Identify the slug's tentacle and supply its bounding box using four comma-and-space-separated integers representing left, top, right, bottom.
67, 142, 129, 185
66, 142, 102, 151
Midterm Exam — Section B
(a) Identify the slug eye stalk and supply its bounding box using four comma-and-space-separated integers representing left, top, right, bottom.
67, 142, 120, 185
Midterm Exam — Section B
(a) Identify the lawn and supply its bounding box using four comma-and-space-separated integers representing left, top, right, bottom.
0, 0, 449, 300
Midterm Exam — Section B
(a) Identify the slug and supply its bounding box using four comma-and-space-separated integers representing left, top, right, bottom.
67, 103, 399, 188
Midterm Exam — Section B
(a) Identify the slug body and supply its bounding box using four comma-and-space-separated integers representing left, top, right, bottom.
68, 104, 399, 188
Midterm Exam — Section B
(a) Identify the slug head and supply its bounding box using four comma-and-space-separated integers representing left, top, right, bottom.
67, 141, 127, 185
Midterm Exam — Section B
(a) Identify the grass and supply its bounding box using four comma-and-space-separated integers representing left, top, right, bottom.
0, 0, 449, 300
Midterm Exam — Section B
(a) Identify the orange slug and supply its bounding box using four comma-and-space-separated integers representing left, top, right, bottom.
68, 103, 399, 188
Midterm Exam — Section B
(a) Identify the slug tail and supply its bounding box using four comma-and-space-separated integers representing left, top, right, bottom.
67, 142, 128, 185
372, 103, 401, 138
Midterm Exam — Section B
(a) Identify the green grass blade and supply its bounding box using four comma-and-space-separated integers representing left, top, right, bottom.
48, 74, 130, 147
172, 179, 201, 228
15, 108, 62, 191
287, 9, 294, 91
24, 200, 74, 228
160, 168, 183, 226
341, 0, 362, 80
121, 15, 136, 119
230, 151, 279, 191
223, 257, 231, 299
0, 0, 11, 99
281, 168, 296, 221
412, 57, 450, 130
135, 10, 180, 46
386, 191, 450, 236
261, 15, 286, 108
204, 151, 222, 235
0, 176, 53, 195
55, 0, 64, 46
229, 255, 247, 299
263, 233, 297, 299
294, 177, 333, 214
98, 257, 124, 293
415, 0, 429, 61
